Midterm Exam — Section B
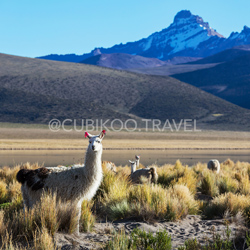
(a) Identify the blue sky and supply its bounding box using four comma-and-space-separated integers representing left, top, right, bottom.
0, 0, 250, 58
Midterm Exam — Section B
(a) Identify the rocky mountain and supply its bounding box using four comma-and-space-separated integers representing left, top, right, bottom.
38, 10, 250, 63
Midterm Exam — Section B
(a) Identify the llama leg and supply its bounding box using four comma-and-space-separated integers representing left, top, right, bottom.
21, 186, 30, 216
74, 200, 82, 235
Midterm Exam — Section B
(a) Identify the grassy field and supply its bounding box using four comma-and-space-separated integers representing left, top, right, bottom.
1, 160, 250, 249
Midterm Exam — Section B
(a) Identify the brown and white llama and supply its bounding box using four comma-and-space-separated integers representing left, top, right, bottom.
129, 160, 158, 184
16, 130, 106, 234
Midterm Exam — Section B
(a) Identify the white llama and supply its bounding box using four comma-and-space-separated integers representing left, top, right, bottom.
129, 160, 158, 184
16, 130, 106, 234
207, 159, 220, 174
135, 155, 140, 168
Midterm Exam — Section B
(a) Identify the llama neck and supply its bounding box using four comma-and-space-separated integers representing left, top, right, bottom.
83, 147, 103, 182
136, 159, 139, 167
131, 164, 136, 174
84, 147, 102, 171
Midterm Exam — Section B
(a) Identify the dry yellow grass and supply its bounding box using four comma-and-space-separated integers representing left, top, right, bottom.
80, 200, 95, 232
33, 227, 56, 250
1, 159, 250, 248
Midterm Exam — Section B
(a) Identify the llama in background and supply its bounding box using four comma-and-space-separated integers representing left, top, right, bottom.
129, 160, 158, 184
207, 159, 220, 174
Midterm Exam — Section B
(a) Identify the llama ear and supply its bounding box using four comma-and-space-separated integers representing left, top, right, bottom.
99, 130, 106, 140
85, 132, 93, 139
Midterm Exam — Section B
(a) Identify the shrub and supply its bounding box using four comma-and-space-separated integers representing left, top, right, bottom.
57, 200, 78, 234
107, 200, 131, 221
105, 228, 172, 250
222, 159, 234, 169
128, 184, 198, 221
199, 170, 219, 197
171, 167, 197, 194
33, 226, 56, 250
238, 176, 250, 195
6, 192, 59, 241
158, 161, 197, 193
204, 192, 250, 220
0, 181, 8, 204
218, 176, 238, 194
104, 229, 131, 250
130, 228, 171, 250
80, 200, 95, 232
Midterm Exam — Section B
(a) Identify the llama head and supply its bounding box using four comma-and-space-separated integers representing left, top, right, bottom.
135, 155, 140, 160
85, 130, 106, 152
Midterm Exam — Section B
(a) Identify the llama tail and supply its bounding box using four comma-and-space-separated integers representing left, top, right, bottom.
16, 167, 50, 190
150, 167, 158, 184
16, 169, 31, 184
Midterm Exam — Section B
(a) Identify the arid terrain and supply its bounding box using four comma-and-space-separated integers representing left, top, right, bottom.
1, 125, 250, 150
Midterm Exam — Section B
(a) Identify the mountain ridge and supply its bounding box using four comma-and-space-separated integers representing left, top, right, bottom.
38, 10, 250, 63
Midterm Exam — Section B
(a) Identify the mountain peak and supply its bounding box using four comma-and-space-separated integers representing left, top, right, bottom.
174, 10, 192, 21
243, 25, 250, 34
92, 48, 102, 56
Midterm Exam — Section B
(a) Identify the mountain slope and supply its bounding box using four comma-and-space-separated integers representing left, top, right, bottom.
0, 87, 130, 124
0, 53, 249, 130
38, 10, 250, 63
187, 45, 250, 64
172, 51, 250, 109
127, 63, 218, 76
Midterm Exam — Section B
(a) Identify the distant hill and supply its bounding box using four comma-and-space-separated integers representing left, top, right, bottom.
172, 48, 250, 109
80, 53, 202, 70
80, 53, 166, 69
127, 63, 218, 76
165, 56, 202, 65
0, 53, 249, 131
38, 10, 250, 63
0, 88, 130, 124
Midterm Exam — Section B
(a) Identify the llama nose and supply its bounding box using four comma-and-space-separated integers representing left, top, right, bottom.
92, 145, 95, 150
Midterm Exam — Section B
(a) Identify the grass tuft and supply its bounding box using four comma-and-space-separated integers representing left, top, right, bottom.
80, 200, 95, 232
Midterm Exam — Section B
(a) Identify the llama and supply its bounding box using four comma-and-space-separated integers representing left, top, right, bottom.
207, 159, 220, 174
135, 155, 140, 168
129, 160, 158, 184
16, 130, 106, 234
